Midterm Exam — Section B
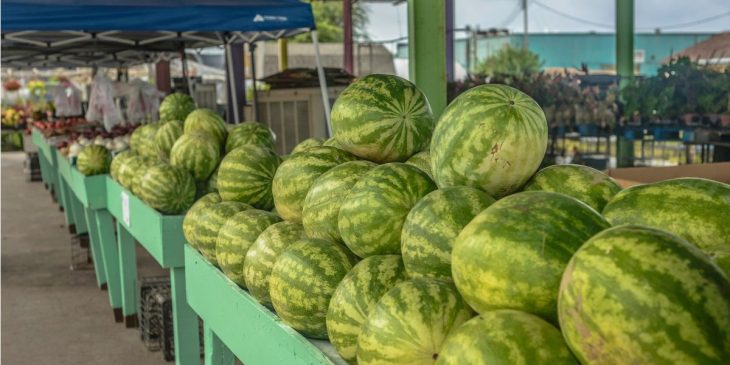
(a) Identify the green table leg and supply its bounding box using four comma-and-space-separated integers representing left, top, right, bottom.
203, 323, 234, 365
170, 267, 202, 364
84, 208, 107, 288
117, 222, 138, 326
71, 195, 88, 234
38, 153, 49, 186
96, 210, 124, 323
57, 178, 75, 228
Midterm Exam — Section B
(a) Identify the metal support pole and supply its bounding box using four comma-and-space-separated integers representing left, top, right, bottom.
445, 0, 455, 82
616, 0, 634, 91
408, 0, 447, 118
249, 42, 260, 123
343, 0, 354, 74
278, 39, 289, 71
312, 30, 332, 136
522, 0, 529, 49
225, 42, 241, 123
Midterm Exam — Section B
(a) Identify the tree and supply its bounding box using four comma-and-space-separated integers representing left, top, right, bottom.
478, 46, 543, 79
294, 1, 369, 43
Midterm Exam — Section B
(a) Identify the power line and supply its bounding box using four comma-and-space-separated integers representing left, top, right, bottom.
652, 10, 730, 30
532, 1, 614, 29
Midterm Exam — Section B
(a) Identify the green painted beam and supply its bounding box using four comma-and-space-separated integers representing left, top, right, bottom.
616, 0, 634, 90
408, 0, 447, 118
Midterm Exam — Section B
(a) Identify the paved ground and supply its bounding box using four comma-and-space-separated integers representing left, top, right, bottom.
2, 152, 169, 365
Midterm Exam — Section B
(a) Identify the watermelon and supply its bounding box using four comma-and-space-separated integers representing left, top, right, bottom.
290, 137, 324, 155
272, 146, 357, 223
217, 145, 281, 210
183, 192, 222, 246
183, 108, 227, 144
559, 225, 730, 365
154, 120, 184, 161
110, 150, 134, 182
327, 255, 407, 364
190, 201, 251, 265
401, 186, 495, 280
322, 137, 344, 149
302, 160, 377, 243
431, 84, 548, 198
170, 132, 221, 181
243, 221, 305, 307
603, 178, 730, 273
76, 145, 110, 176
116, 154, 147, 190
523, 164, 622, 212
357, 278, 473, 365
137, 164, 196, 214
339, 163, 437, 257
452, 191, 609, 324
405, 150, 432, 179
130, 123, 160, 159
215, 209, 282, 286
159, 92, 195, 122
225, 121, 275, 153
129, 156, 160, 196
269, 239, 358, 338
331, 74, 434, 163
436, 310, 578, 365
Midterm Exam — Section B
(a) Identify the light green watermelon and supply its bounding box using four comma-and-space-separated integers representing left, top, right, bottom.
154, 120, 184, 161
129, 156, 160, 196
243, 222, 305, 307
431, 84, 548, 198
116, 154, 147, 190
331, 74, 434, 163
559, 225, 730, 365
452, 191, 609, 324
137, 164, 196, 214
190, 201, 251, 265
401, 186, 495, 280
170, 132, 221, 181
225, 121, 275, 153
302, 160, 377, 243
269, 239, 358, 339
523, 164, 622, 211
159, 92, 195, 122
183, 108, 227, 144
290, 137, 324, 155
436, 310, 578, 365
357, 278, 473, 365
217, 145, 281, 210
110, 150, 134, 182
405, 150, 432, 179
327, 255, 407, 364
130, 123, 161, 159
272, 146, 357, 223
76, 145, 110, 176
215, 209, 282, 286
183, 192, 222, 246
322, 137, 344, 149
339, 163, 437, 258
602, 178, 730, 273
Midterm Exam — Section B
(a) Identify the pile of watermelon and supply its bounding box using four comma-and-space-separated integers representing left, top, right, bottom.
155, 80, 729, 364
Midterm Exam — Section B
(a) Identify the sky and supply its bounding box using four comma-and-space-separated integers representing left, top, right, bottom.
362, 0, 730, 42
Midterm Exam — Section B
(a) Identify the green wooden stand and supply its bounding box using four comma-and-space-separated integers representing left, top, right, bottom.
31, 128, 62, 209
184, 245, 346, 365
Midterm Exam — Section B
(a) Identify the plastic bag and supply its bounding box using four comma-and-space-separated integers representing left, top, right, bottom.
126, 79, 163, 123
53, 81, 83, 117
85, 72, 123, 131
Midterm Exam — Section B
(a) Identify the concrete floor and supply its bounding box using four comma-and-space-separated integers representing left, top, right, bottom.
2, 152, 169, 365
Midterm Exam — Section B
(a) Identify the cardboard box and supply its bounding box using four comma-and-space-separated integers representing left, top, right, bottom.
607, 162, 730, 188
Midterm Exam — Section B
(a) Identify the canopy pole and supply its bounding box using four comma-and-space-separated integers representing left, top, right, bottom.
225, 42, 241, 124
181, 49, 194, 100
311, 30, 332, 137
249, 42, 260, 123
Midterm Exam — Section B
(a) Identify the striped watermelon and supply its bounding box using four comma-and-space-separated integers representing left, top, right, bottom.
327, 255, 407, 364
217, 145, 281, 210
76, 145, 111, 176
405, 150, 432, 179
225, 122, 275, 153
116, 154, 147, 190
215, 209, 282, 286
184, 108, 227, 144
431, 84, 548, 198
323, 137, 344, 149
401, 186, 495, 280
129, 156, 160, 196
243, 221, 305, 307
339, 163, 437, 257
331, 74, 434, 163
452, 191, 609, 324
559, 225, 730, 365
302, 160, 377, 243
290, 137, 324, 155
603, 178, 730, 273
272, 146, 357, 223
154, 120, 184, 161
130, 123, 161, 159
137, 164, 196, 214
183, 192, 221, 246
159, 92, 195, 122
190, 201, 251, 265
170, 132, 221, 181
110, 150, 134, 182
269, 239, 358, 339
523, 164, 622, 212
436, 310, 577, 365
357, 278, 473, 365
203, 166, 219, 194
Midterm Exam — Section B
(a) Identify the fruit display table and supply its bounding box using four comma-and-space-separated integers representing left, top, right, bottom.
31, 128, 61, 206
104, 177, 200, 364
184, 245, 347, 365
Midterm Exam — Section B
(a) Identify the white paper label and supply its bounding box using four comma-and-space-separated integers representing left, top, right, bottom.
121, 191, 130, 227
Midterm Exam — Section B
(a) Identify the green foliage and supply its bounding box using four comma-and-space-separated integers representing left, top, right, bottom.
477, 46, 543, 79
294, 1, 369, 43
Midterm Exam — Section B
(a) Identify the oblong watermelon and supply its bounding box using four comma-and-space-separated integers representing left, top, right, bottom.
290, 137, 324, 155
322, 136, 344, 149
225, 121, 275, 153
405, 150, 433, 179
431, 84, 548, 198
523, 164, 622, 211
183, 108, 227, 144
170, 132, 221, 181
154, 120, 184, 161
130, 123, 161, 159
339, 163, 437, 257
159, 92, 195, 122
269, 239, 358, 339
129, 156, 160, 196
357, 278, 473, 365
217, 145, 281, 210
116, 154, 147, 190
110, 150, 134, 182
183, 192, 221, 246
401, 186, 495, 280
452, 191, 609, 324
559, 225, 730, 365
137, 164, 196, 214
76, 145, 110, 176
190, 201, 251, 265
331, 74, 434, 163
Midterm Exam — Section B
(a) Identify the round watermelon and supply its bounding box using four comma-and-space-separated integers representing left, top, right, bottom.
215, 209, 282, 286
269, 239, 358, 339
302, 160, 377, 243
225, 121, 275, 153
217, 145, 281, 210
559, 225, 730, 365
183, 192, 221, 246
436, 310, 577, 365
116, 154, 147, 190
137, 164, 196, 214
76, 145, 111, 176
602, 178, 730, 274
154, 120, 184, 161
401, 186, 495, 280
357, 278, 473, 365
523, 164, 621, 212
110, 150, 134, 182
190, 201, 251, 265
327, 255, 406, 364
331, 74, 434, 163
129, 156, 160, 196
243, 221, 305, 307
130, 123, 161, 159
159, 92, 195, 122
290, 137, 324, 155
322, 137, 344, 149
272, 146, 357, 223
183, 108, 227, 144
452, 191, 609, 324
431, 84, 548, 198
405, 150, 432, 179
339, 163, 437, 258
170, 132, 221, 181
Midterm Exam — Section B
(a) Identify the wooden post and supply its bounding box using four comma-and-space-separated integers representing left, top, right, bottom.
408, 0, 447, 118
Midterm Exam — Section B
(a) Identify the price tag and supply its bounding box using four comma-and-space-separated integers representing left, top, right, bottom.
121, 191, 130, 227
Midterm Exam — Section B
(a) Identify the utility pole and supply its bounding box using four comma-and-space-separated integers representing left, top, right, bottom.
522, 0, 528, 49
